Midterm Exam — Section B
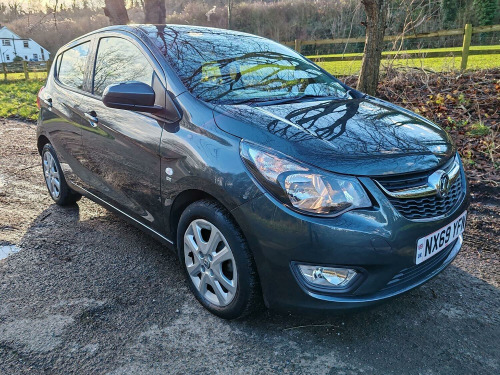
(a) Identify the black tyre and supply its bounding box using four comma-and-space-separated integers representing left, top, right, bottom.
41, 143, 81, 206
177, 199, 262, 319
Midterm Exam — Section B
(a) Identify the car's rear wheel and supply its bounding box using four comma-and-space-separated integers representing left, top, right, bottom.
177, 200, 261, 319
41, 143, 81, 206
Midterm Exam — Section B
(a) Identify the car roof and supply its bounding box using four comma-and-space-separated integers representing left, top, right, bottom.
59, 24, 266, 52
135, 24, 266, 40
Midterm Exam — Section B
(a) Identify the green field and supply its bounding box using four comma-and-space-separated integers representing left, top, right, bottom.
4, 54, 499, 80
1, 71, 48, 81
307, 45, 500, 76
316, 53, 500, 76
0, 80, 44, 121
309, 45, 500, 59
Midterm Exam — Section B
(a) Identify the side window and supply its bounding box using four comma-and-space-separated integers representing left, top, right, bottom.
58, 42, 90, 91
93, 37, 154, 97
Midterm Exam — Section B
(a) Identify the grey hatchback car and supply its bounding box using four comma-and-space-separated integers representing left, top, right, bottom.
36, 24, 469, 319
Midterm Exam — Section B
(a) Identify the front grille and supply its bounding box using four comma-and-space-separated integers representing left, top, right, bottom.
375, 158, 465, 220
381, 238, 457, 292
387, 177, 463, 220
378, 157, 455, 192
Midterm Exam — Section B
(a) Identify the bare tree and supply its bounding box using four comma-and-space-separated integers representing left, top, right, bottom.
228, 0, 234, 29
53, 0, 59, 30
8, 1, 22, 19
103, 0, 130, 25
144, 0, 166, 24
357, 0, 389, 96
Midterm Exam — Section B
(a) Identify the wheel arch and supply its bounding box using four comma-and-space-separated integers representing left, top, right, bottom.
37, 135, 50, 155
169, 189, 226, 244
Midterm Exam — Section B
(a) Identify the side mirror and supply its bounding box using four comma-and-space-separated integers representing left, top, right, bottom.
102, 81, 163, 113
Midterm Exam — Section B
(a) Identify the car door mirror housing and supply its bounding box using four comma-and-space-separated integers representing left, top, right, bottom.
163, 90, 182, 123
102, 81, 163, 113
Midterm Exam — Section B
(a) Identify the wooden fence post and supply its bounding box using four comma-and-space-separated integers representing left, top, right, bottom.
2, 63, 7, 80
22, 61, 29, 80
46, 59, 52, 74
294, 39, 302, 53
461, 23, 473, 70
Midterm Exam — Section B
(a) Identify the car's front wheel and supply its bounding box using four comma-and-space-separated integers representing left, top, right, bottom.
177, 200, 261, 319
41, 143, 81, 206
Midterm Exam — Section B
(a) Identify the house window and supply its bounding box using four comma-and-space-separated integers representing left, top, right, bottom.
2, 39, 11, 46
24, 55, 28, 60
6, 55, 10, 61
33, 53, 38, 60
23, 41, 29, 48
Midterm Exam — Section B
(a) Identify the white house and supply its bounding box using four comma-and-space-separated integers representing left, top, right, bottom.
0, 26, 50, 63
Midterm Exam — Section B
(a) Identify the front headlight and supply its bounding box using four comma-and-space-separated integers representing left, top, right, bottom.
240, 141, 371, 216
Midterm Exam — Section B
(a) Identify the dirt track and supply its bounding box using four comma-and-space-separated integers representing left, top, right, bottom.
1, 118, 499, 374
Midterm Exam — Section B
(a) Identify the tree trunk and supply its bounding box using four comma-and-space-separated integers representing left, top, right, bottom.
144, 0, 166, 24
103, 0, 129, 25
357, 0, 388, 96
228, 0, 233, 29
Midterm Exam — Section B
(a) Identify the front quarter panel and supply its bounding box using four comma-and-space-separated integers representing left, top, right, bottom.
160, 92, 262, 240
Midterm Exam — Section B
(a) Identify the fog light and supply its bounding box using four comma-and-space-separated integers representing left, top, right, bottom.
298, 265, 357, 288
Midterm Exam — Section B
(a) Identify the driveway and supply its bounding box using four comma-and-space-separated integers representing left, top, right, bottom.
1, 119, 499, 374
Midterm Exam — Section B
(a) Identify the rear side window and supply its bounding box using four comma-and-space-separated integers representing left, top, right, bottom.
57, 42, 90, 91
93, 37, 154, 96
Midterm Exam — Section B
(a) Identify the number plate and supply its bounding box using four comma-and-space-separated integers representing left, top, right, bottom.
416, 211, 467, 265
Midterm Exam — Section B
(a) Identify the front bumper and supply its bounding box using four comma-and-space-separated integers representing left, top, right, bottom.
230, 174, 470, 312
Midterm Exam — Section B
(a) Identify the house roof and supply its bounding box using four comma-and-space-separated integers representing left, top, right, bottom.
0, 26, 22, 40
0, 26, 49, 53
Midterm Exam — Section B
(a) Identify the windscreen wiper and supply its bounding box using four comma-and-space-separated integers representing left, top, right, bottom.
260, 94, 337, 105
252, 93, 352, 106
220, 98, 275, 106
219, 93, 351, 107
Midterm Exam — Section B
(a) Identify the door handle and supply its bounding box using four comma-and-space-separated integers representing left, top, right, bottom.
84, 111, 98, 127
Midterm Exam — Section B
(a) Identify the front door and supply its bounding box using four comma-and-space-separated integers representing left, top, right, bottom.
80, 35, 165, 233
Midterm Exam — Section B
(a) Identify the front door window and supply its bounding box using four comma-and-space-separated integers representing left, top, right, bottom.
93, 37, 154, 97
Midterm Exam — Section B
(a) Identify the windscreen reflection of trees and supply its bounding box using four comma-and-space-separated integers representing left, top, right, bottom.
58, 42, 90, 90
143, 26, 346, 103
93, 38, 154, 96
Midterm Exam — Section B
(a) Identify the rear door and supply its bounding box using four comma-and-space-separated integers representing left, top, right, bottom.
40, 40, 93, 186
80, 33, 165, 233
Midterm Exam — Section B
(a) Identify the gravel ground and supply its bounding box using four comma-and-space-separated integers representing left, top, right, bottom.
1, 119, 499, 375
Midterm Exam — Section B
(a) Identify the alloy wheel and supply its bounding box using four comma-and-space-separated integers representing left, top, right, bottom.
43, 151, 61, 199
183, 219, 238, 306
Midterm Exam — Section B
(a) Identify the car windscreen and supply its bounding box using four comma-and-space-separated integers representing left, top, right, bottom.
142, 26, 347, 104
